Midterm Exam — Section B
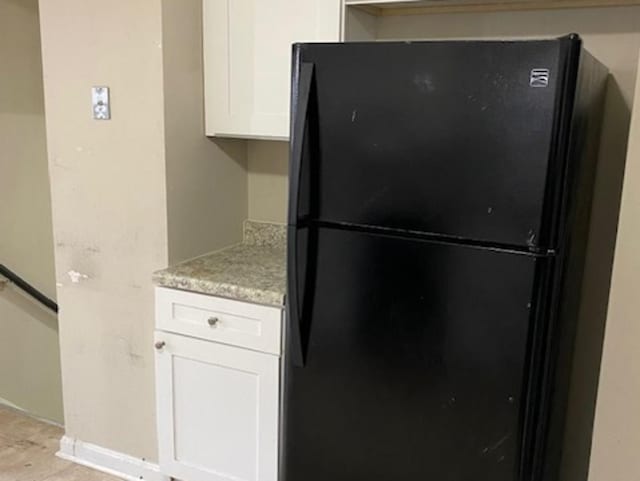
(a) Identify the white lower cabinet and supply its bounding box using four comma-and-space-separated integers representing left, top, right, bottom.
155, 289, 282, 481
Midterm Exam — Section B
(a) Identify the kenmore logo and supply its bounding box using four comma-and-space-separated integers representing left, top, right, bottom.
530, 68, 550, 87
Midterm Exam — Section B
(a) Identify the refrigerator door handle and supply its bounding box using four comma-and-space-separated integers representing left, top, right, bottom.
287, 61, 314, 368
287, 227, 305, 368
288, 61, 314, 226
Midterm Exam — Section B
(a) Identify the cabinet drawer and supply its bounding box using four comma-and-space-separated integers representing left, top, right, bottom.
155, 287, 282, 355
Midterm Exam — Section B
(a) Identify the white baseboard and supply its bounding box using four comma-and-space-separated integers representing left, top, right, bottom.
0, 396, 22, 411
0, 397, 63, 428
57, 436, 170, 481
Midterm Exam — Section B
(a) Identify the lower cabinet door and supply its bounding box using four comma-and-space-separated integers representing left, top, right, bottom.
155, 332, 279, 481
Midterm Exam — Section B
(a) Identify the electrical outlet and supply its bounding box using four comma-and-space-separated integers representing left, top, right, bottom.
92, 86, 111, 120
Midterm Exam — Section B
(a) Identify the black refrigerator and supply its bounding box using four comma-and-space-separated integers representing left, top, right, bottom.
283, 35, 607, 481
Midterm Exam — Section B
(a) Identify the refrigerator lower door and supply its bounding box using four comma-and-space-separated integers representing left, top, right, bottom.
283, 226, 544, 481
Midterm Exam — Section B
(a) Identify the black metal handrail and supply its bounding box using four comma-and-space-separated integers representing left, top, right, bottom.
0, 264, 58, 313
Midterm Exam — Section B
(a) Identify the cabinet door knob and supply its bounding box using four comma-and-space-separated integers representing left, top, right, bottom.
155, 341, 166, 350
207, 316, 220, 327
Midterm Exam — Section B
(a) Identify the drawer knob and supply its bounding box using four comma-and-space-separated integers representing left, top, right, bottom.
207, 316, 220, 327
154, 341, 166, 350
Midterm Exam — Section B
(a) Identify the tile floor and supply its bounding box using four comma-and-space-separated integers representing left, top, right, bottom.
0, 405, 121, 481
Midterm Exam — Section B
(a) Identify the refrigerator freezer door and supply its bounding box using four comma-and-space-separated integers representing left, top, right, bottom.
282, 227, 543, 481
291, 39, 579, 249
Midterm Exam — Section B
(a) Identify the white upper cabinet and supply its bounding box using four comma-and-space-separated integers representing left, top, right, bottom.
203, 0, 343, 140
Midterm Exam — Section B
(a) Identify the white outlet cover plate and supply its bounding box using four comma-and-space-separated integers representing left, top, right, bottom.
92, 86, 111, 120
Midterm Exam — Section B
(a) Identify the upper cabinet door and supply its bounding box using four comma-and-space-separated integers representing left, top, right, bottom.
204, 0, 342, 140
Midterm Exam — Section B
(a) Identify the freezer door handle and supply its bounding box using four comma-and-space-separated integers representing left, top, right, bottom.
288, 60, 314, 226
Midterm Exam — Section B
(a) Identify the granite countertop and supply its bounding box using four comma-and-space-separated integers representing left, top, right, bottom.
153, 221, 286, 307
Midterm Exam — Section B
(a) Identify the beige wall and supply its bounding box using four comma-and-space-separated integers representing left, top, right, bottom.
0, 0, 62, 423
39, 0, 167, 460
38, 0, 248, 461
248, 141, 288, 223
589, 52, 640, 481
162, 0, 247, 264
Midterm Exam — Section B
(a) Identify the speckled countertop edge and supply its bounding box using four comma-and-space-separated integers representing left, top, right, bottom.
153, 221, 286, 307
244, 220, 287, 248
